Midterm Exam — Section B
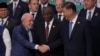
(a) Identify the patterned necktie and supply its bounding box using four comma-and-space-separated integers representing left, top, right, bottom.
45, 22, 49, 41
88, 11, 92, 21
69, 21, 73, 38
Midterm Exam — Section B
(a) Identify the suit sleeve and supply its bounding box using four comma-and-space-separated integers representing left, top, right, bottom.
12, 28, 37, 50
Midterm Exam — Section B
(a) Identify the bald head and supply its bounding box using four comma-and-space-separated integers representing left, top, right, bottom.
21, 13, 34, 30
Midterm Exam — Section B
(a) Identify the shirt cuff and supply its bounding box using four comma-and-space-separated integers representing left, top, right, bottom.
34, 44, 39, 50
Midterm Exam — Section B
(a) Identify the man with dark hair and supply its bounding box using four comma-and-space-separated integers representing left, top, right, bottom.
61, 2, 92, 56
0, 3, 11, 56
55, 0, 64, 22
79, 0, 100, 56
28, 0, 43, 28
34, 6, 64, 56
0, 2, 17, 36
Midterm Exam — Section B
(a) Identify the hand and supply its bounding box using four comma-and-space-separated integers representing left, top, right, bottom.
38, 45, 49, 53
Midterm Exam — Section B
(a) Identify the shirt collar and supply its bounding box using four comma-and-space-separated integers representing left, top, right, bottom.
87, 7, 96, 13
13, 0, 19, 6
45, 18, 54, 24
41, 3, 48, 7
58, 12, 63, 16
30, 11, 37, 15
70, 14, 78, 23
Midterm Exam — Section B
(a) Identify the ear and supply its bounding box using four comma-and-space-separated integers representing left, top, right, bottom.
28, 4, 31, 9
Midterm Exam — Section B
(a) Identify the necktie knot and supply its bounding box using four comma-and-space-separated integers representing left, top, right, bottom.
69, 21, 73, 38
88, 11, 92, 21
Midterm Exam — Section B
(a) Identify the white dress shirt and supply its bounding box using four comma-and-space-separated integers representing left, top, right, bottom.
29, 11, 37, 20
45, 18, 54, 35
58, 13, 64, 21
2, 28, 11, 56
86, 7, 95, 20
70, 14, 78, 30
0, 17, 8, 25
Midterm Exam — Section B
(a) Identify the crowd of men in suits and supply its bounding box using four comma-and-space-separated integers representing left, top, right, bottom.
0, 0, 100, 56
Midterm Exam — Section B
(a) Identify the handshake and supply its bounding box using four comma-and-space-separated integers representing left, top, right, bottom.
37, 44, 50, 53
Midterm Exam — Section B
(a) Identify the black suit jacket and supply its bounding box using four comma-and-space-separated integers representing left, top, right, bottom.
34, 18, 63, 56
4, 17, 18, 37
79, 7, 100, 56
8, 0, 29, 24
61, 16, 92, 56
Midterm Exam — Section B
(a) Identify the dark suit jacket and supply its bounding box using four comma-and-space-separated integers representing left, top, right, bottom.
38, 3, 57, 14
11, 24, 36, 56
4, 17, 18, 37
34, 18, 63, 56
79, 7, 100, 56
61, 16, 92, 56
8, 0, 29, 24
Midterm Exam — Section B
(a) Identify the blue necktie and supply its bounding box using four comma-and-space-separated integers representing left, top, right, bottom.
28, 30, 33, 42
1, 19, 4, 26
88, 11, 91, 21
69, 21, 73, 38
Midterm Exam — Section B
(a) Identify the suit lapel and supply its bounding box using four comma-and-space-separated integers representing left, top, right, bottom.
21, 25, 30, 41
48, 19, 57, 42
69, 17, 81, 40
91, 7, 99, 21
41, 22, 47, 43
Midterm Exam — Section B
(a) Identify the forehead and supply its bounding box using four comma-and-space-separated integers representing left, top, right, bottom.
30, 0, 38, 3
0, 8, 7, 10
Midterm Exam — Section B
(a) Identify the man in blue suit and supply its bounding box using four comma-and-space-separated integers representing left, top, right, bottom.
8, 0, 29, 24
11, 13, 40, 56
79, 0, 100, 56
61, 2, 92, 56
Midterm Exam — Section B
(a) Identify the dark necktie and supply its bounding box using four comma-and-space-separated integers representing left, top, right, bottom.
88, 11, 92, 21
42, 6, 45, 13
58, 15, 62, 21
45, 22, 49, 41
32, 13, 34, 18
69, 21, 73, 38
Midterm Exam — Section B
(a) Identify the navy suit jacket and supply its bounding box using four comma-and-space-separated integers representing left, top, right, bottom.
79, 7, 100, 56
8, 0, 29, 24
61, 16, 92, 56
11, 24, 36, 56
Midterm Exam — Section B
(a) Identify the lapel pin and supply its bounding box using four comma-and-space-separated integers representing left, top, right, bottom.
18, 5, 21, 8
77, 21, 80, 24
95, 13, 98, 16
52, 25, 55, 28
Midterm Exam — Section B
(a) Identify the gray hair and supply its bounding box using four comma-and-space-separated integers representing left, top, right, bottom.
21, 13, 33, 21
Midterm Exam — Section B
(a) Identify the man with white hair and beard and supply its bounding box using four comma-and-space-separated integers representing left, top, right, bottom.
11, 13, 40, 56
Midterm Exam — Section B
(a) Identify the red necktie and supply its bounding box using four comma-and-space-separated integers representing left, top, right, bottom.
45, 22, 49, 41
